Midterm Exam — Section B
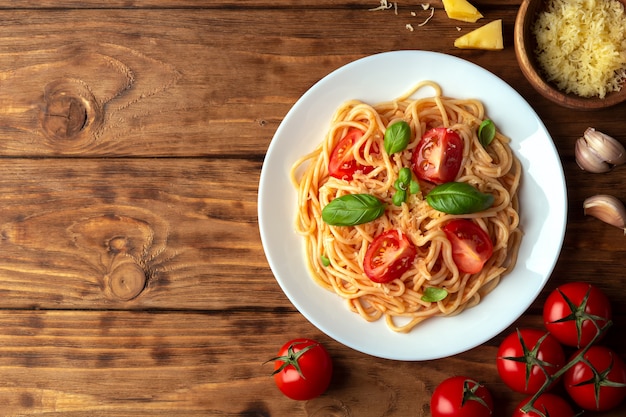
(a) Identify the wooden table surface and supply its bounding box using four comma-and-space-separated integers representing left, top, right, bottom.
1, 0, 626, 415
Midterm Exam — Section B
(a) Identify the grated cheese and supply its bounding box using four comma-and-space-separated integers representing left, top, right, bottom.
533, 0, 626, 98
369, 0, 398, 14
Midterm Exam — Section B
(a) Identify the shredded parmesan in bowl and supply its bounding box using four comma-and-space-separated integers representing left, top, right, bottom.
532, 0, 626, 98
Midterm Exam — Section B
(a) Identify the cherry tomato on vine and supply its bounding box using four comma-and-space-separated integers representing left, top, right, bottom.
496, 328, 566, 394
512, 393, 576, 417
430, 376, 493, 417
266, 338, 333, 401
412, 127, 464, 184
328, 128, 374, 180
363, 230, 417, 283
564, 345, 626, 411
543, 282, 612, 348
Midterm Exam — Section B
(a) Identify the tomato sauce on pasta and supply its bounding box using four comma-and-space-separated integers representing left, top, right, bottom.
290, 81, 522, 333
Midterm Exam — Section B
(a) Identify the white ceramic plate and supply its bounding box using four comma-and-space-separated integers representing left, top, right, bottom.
258, 51, 567, 361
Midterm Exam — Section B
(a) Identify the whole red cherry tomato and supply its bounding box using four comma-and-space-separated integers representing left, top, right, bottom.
430, 376, 493, 417
412, 127, 464, 184
328, 128, 374, 180
543, 282, 612, 348
564, 345, 626, 411
512, 393, 576, 417
496, 328, 566, 394
363, 230, 417, 283
267, 338, 333, 401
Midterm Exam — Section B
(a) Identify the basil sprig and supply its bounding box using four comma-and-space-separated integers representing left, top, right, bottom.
426, 182, 494, 214
322, 194, 386, 226
392, 167, 420, 206
384, 121, 411, 155
478, 119, 496, 147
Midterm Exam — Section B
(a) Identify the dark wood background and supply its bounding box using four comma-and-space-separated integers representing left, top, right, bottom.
1, 0, 625, 415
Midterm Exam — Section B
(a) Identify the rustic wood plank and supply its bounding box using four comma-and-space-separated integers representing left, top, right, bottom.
0, 309, 623, 416
0, 158, 289, 310
0, 8, 530, 157
0, 0, 523, 9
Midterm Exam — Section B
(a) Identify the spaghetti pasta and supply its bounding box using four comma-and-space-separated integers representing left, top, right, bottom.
290, 81, 522, 333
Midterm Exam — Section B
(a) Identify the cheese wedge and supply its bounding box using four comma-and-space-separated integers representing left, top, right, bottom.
442, 0, 483, 23
454, 20, 504, 50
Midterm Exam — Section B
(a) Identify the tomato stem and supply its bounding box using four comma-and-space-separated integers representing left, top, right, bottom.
265, 341, 319, 379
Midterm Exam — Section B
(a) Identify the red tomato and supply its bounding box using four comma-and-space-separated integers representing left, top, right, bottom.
430, 376, 494, 417
496, 328, 566, 394
564, 345, 626, 411
543, 282, 612, 348
412, 127, 464, 184
268, 338, 333, 401
363, 230, 417, 283
442, 219, 493, 274
328, 128, 373, 180
512, 393, 576, 417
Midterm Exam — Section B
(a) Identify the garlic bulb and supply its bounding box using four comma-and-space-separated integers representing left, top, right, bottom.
575, 128, 626, 173
583, 194, 626, 233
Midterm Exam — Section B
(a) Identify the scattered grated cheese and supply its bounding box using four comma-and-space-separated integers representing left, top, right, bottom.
369, 0, 398, 14
406, 23, 415, 31
417, 6, 435, 27
533, 0, 626, 98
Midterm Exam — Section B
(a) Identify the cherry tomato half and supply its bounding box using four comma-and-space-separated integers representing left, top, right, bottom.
442, 219, 493, 274
430, 376, 494, 417
543, 282, 612, 348
328, 128, 373, 180
564, 345, 626, 412
512, 393, 576, 417
496, 328, 566, 394
363, 230, 417, 283
412, 127, 464, 184
268, 338, 333, 401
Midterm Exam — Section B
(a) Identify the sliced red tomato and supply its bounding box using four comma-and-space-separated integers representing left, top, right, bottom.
543, 282, 612, 348
363, 230, 417, 283
431, 376, 494, 417
512, 393, 576, 417
442, 219, 493, 274
328, 128, 373, 180
412, 127, 464, 184
496, 328, 566, 395
564, 345, 626, 412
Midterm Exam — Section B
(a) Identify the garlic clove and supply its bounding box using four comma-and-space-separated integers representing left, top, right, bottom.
576, 128, 626, 173
583, 194, 626, 233
583, 127, 626, 165
575, 137, 612, 173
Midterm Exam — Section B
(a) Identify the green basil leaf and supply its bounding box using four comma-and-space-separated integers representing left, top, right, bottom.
322, 194, 386, 226
409, 180, 420, 195
421, 287, 448, 302
478, 119, 496, 147
392, 190, 407, 206
398, 167, 412, 185
384, 121, 411, 155
426, 182, 494, 214
320, 254, 331, 267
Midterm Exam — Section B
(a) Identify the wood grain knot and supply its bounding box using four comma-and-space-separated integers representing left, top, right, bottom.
40, 78, 102, 147
107, 256, 147, 301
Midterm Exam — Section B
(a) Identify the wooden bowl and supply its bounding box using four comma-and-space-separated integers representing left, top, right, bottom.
514, 0, 626, 110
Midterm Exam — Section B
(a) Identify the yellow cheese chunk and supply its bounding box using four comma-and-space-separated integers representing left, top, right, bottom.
442, 0, 483, 23
454, 20, 503, 50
